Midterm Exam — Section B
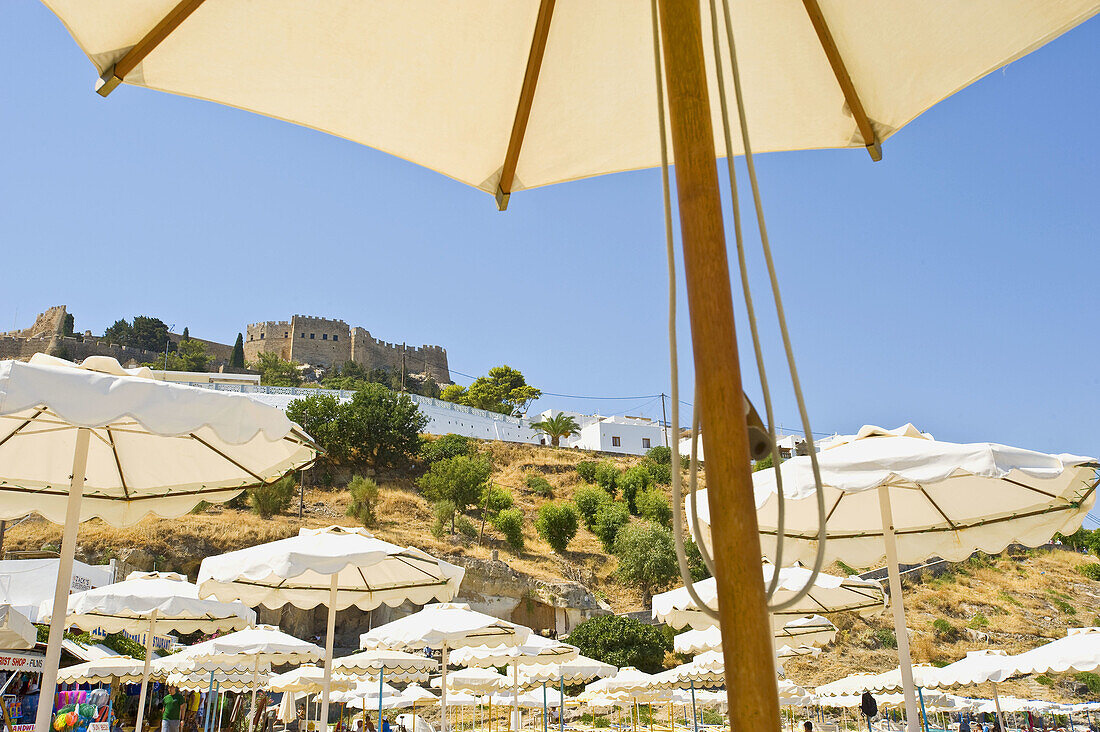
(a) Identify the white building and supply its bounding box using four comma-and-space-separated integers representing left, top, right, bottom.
573, 415, 667, 456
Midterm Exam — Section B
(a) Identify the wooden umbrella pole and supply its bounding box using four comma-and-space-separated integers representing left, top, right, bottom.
655, 1, 780, 731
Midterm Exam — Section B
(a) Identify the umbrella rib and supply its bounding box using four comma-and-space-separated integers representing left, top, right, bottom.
97, 0, 208, 97
918, 487, 957, 531
799, 0, 881, 160
494, 0, 556, 211
187, 432, 266, 483
106, 426, 132, 500
1000, 477, 1061, 501
0, 407, 48, 449
824, 492, 844, 522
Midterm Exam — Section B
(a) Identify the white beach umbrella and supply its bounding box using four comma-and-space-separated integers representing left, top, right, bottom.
774, 644, 821, 671
199, 526, 464, 732
333, 649, 437, 732
451, 636, 576, 732
933, 649, 1023, 732
592, 667, 671, 704
56, 655, 153, 685
166, 666, 272, 692
398, 685, 439, 705
1009, 627, 1100, 676
360, 602, 530, 732
653, 566, 885, 630
516, 655, 616, 686
270, 666, 353, 694
696, 424, 1098, 731
674, 615, 836, 654
170, 623, 324, 732
40, 570, 256, 732
0, 354, 316, 732
432, 667, 511, 693
0, 604, 36, 650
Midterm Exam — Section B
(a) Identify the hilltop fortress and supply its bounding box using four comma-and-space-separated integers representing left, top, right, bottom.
244, 315, 451, 384
0, 307, 450, 383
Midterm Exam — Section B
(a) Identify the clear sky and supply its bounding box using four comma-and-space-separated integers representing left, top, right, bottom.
1, 6, 1098, 487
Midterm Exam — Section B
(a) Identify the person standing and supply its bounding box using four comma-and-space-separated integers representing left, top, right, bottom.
161, 685, 185, 732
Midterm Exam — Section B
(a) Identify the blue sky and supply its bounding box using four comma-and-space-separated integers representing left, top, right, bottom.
1, 6, 1098, 484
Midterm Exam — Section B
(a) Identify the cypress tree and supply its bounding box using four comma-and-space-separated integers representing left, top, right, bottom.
181, 326, 190, 341
230, 333, 245, 368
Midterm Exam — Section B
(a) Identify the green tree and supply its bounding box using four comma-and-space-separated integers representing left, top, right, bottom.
439, 384, 468, 405
566, 615, 671, 673
573, 484, 612, 530
635, 488, 671, 528
478, 485, 514, 543
575, 461, 599, 483
146, 338, 209, 372
62, 313, 75, 337
614, 522, 679, 606
103, 319, 133, 346
463, 366, 543, 416
418, 455, 493, 533
536, 502, 579, 553
130, 316, 171, 352
685, 539, 711, 581
593, 462, 620, 495
230, 333, 246, 368
181, 326, 190, 341
421, 433, 475, 463
287, 393, 344, 460
493, 509, 525, 552
346, 475, 380, 527
592, 501, 631, 552
645, 446, 672, 465
618, 465, 654, 514
530, 412, 581, 447
255, 352, 303, 386
525, 474, 554, 497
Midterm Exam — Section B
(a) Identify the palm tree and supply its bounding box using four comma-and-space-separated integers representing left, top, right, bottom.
530, 412, 581, 447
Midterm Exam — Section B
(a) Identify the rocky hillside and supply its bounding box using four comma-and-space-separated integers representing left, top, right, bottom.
787, 547, 1100, 703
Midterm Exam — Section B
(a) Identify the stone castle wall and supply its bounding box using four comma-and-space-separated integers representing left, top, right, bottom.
244, 315, 450, 383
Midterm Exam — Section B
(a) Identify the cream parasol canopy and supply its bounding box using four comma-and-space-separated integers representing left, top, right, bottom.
0, 605, 36, 650
333, 649, 437, 730
29, 4, 1100, 731
674, 614, 837, 654
1, 354, 317, 732
1009, 627, 1100, 676
360, 602, 530, 732
198, 526, 464, 732
40, 570, 256, 732
696, 423, 1098, 730
932, 649, 1023, 732
56, 655, 155, 685
653, 565, 884, 630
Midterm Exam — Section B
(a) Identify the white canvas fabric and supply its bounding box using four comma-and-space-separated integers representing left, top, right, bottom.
652, 566, 884, 630
586, 667, 671, 703
166, 667, 272, 691
449, 635, 577, 667
333, 649, 437, 682
0, 604, 36, 650
399, 685, 440, 705
40, 571, 256, 634
517, 654, 616, 686
269, 665, 353, 694
650, 653, 725, 689
431, 667, 511, 693
1009, 627, 1100, 675
331, 681, 401, 705
933, 650, 1019, 687
197, 526, 465, 611
674, 615, 836, 654
38, 2, 1098, 199
360, 603, 529, 651
170, 625, 324, 666
695, 424, 1098, 566
56, 655, 152, 684
0, 355, 317, 526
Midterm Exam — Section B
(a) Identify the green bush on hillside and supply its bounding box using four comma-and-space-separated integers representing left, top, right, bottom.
931, 618, 958, 642
874, 628, 898, 649
431, 500, 456, 538
576, 460, 599, 483
493, 509, 525, 552
250, 476, 297, 519
566, 615, 671, 673
635, 488, 671, 528
614, 522, 679, 606
346, 475, 380, 527
536, 502, 579, 554
421, 433, 475, 463
592, 501, 631, 552
593, 462, 621, 494
574, 485, 612, 529
1075, 672, 1100, 695
618, 465, 654, 514
525, 474, 554, 497
1078, 563, 1100, 581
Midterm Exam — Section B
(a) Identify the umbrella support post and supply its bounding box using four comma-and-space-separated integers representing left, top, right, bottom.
205, 670, 216, 732
878, 486, 919, 732
653, 2, 780, 731
441, 645, 449, 732
559, 676, 564, 732
543, 683, 547, 732
319, 575, 338, 732
917, 688, 929, 732
991, 683, 1007, 732
690, 681, 698, 732
513, 661, 519, 732
249, 654, 261, 732
134, 610, 159, 732
379, 667, 384, 732
34, 427, 91, 732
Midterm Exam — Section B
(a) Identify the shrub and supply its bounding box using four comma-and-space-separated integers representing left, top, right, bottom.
614, 522, 679, 605
525, 474, 554, 497
645, 446, 672, 465
574, 485, 612, 529
431, 500, 456, 537
642, 459, 672, 486
998, 590, 1023, 607
1075, 672, 1100, 695
456, 515, 478, 539
1036, 674, 1055, 687
874, 628, 898, 649
576, 460, 599, 483
422, 433, 475, 463
1051, 597, 1077, 615
418, 455, 493, 531
481, 485, 514, 515
967, 613, 989, 630
685, 539, 711, 581
565, 615, 671, 673
249, 476, 297, 519
1079, 563, 1100, 581
494, 509, 525, 551
592, 501, 631, 552
618, 465, 654, 514
931, 619, 958, 642
635, 488, 671, 528
346, 475, 380, 527
593, 462, 621, 494
536, 503, 580, 554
